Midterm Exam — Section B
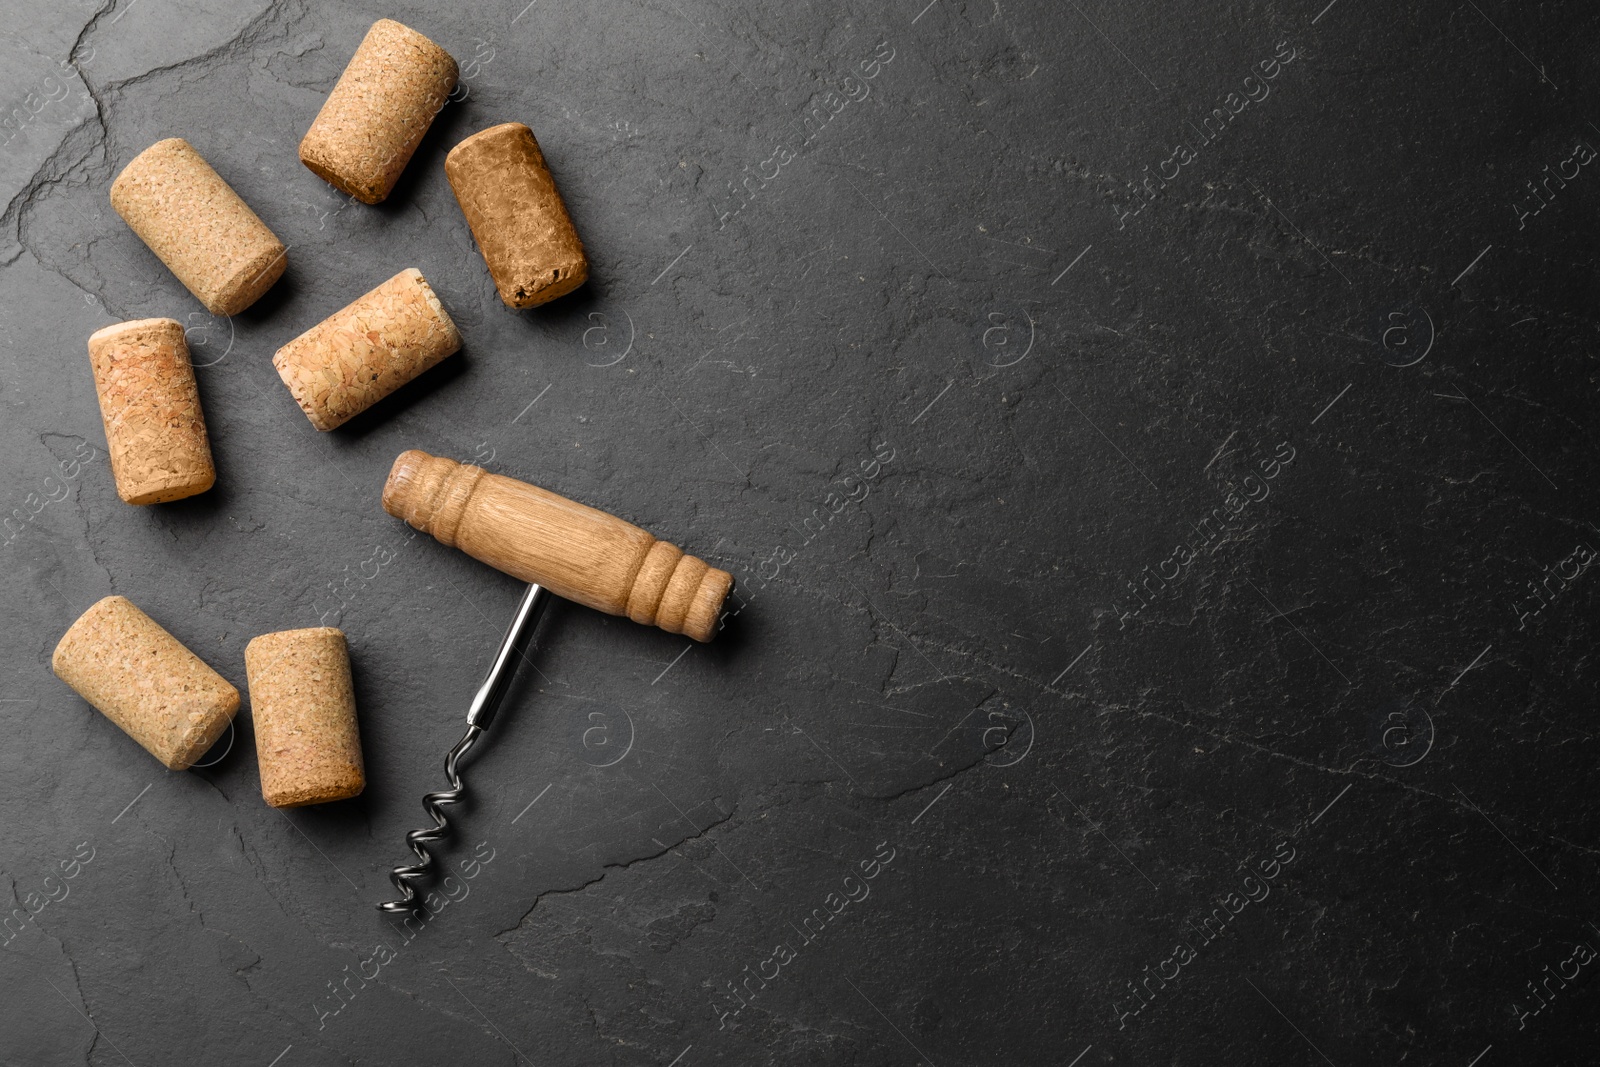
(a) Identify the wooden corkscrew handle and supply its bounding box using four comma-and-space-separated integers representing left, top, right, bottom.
382, 450, 733, 642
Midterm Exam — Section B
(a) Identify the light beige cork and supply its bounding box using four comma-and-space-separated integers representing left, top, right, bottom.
299, 19, 458, 204
110, 138, 287, 316
445, 122, 588, 308
88, 318, 216, 505
52, 595, 239, 771
272, 268, 461, 431
245, 627, 364, 807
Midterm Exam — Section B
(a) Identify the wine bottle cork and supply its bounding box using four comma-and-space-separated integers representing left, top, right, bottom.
273, 268, 461, 431
299, 19, 459, 204
245, 627, 364, 808
383, 450, 733, 641
444, 122, 588, 308
110, 138, 287, 316
88, 318, 216, 505
51, 595, 239, 771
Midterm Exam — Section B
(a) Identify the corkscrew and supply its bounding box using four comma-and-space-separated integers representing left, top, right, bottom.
378, 582, 551, 913
375, 449, 735, 913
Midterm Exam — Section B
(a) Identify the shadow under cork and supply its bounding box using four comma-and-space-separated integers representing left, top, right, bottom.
183, 675, 256, 808
187, 710, 247, 776
371, 94, 479, 221
513, 276, 602, 337
266, 643, 382, 850
147, 467, 233, 533
235, 265, 300, 325
331, 353, 471, 441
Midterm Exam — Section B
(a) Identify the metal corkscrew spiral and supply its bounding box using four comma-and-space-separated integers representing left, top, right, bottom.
378, 583, 551, 913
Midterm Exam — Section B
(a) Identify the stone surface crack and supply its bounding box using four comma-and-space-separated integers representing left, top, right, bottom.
492, 803, 738, 941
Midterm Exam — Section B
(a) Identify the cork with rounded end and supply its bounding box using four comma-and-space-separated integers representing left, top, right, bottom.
299, 19, 458, 204
444, 122, 588, 308
273, 268, 461, 431
88, 318, 216, 505
51, 595, 239, 771
110, 138, 287, 315
245, 627, 364, 808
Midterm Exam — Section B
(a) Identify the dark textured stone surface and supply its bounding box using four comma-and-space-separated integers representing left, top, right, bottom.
1, 0, 1597, 1063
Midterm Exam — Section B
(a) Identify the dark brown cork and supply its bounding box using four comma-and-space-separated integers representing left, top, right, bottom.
444, 122, 588, 308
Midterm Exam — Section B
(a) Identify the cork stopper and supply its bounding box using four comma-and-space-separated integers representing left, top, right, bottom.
87, 318, 216, 505
299, 19, 459, 204
245, 627, 365, 807
273, 268, 462, 431
444, 122, 588, 308
51, 595, 239, 770
110, 138, 287, 315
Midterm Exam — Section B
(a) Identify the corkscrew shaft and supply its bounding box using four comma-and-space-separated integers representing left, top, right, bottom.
467, 582, 549, 729
378, 583, 550, 913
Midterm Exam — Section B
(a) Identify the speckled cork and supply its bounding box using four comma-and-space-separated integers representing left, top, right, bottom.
110, 138, 287, 316
299, 19, 458, 204
445, 122, 588, 308
88, 318, 216, 505
245, 627, 364, 808
272, 268, 461, 431
52, 596, 239, 771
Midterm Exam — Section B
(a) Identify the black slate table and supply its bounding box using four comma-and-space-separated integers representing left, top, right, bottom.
0, 1, 1595, 1064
